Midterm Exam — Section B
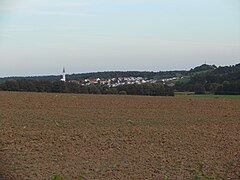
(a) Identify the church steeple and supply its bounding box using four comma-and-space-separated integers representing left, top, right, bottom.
61, 67, 66, 82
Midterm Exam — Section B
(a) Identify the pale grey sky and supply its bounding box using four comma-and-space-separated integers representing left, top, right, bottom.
0, 0, 240, 77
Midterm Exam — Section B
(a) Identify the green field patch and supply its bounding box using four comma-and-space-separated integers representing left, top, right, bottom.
175, 92, 240, 99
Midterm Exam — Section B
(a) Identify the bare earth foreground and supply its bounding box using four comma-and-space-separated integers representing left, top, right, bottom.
0, 92, 239, 179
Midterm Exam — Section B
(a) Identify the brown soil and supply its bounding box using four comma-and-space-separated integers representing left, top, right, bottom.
0, 92, 240, 179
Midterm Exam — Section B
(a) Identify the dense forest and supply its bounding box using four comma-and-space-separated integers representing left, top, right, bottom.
175, 63, 240, 95
0, 63, 239, 95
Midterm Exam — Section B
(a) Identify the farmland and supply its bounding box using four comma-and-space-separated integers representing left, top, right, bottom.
0, 92, 240, 179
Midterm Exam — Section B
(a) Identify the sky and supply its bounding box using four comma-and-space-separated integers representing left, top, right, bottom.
0, 0, 239, 77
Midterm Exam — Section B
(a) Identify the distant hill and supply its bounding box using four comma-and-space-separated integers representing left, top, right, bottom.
0, 70, 187, 83
190, 64, 217, 73
0, 64, 239, 83
175, 63, 240, 95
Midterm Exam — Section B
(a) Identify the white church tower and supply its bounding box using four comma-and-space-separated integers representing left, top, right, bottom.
61, 67, 66, 82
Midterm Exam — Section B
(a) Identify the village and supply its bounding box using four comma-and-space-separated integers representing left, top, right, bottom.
61, 68, 180, 87
81, 77, 157, 87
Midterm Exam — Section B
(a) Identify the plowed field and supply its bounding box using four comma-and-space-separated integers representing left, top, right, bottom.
0, 92, 240, 179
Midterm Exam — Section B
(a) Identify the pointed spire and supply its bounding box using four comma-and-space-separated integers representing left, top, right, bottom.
60, 67, 66, 82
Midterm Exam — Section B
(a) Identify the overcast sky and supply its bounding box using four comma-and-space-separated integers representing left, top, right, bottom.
0, 0, 239, 77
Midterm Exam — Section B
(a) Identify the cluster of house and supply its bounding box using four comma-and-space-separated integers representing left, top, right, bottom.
69, 77, 157, 87
70, 76, 181, 87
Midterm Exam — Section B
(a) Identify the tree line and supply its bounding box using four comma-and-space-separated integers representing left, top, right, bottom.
0, 79, 174, 96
